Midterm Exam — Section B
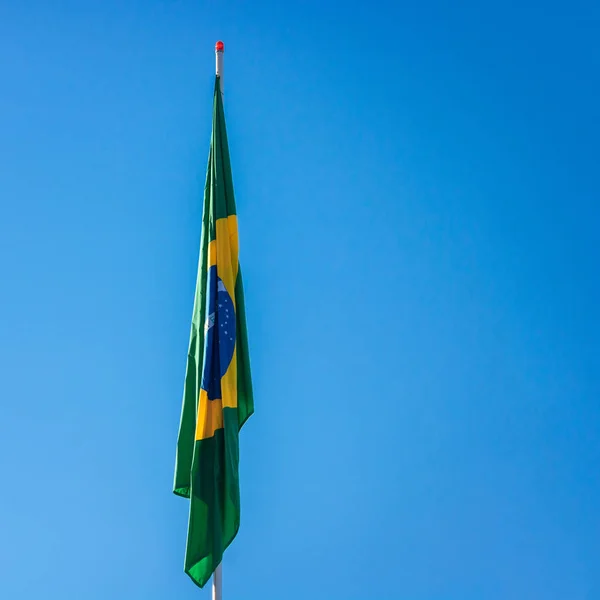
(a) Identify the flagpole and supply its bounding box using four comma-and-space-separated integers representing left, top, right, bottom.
211, 40, 225, 600
212, 563, 223, 600
215, 40, 224, 94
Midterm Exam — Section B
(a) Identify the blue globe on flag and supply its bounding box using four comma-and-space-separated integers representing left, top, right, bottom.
202, 266, 236, 400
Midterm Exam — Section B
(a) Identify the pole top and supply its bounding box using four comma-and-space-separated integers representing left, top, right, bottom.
215, 41, 224, 84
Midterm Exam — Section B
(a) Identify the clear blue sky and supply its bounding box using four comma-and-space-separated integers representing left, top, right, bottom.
1, 1, 599, 598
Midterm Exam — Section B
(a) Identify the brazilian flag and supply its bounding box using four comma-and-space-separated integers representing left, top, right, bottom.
173, 75, 253, 589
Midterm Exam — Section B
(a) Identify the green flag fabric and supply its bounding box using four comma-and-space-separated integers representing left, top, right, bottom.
173, 75, 254, 589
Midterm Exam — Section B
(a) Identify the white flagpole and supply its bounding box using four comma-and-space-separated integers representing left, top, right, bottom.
212, 563, 223, 600
212, 39, 225, 600
215, 40, 224, 94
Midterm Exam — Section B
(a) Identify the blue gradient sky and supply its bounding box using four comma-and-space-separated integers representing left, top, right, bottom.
1, 1, 599, 599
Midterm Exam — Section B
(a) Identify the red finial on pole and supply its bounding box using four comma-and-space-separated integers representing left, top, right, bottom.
215, 40, 224, 52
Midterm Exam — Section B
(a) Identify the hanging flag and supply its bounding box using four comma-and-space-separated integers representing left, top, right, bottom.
173, 73, 254, 589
